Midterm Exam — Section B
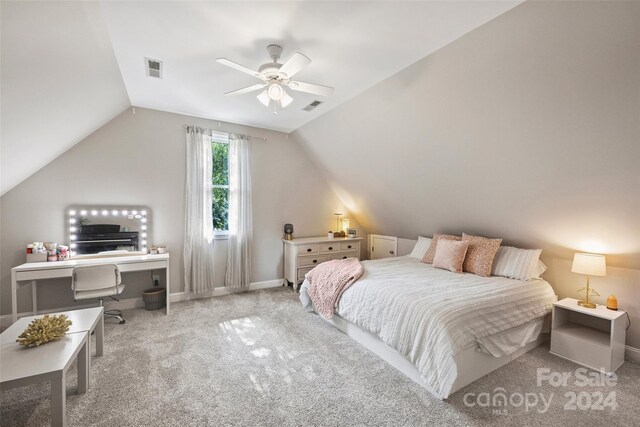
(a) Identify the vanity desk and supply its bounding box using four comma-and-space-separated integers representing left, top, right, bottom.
10, 253, 170, 323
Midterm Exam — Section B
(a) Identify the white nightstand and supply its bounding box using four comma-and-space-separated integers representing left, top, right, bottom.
550, 297, 626, 374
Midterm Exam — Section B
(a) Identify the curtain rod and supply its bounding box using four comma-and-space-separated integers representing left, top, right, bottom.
184, 124, 267, 141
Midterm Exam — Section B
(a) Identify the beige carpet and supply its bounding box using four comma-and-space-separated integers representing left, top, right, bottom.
1, 288, 638, 426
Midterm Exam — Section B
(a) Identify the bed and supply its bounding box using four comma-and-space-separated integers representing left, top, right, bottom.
300, 256, 557, 399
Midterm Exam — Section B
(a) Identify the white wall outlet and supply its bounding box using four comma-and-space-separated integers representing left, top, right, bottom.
152, 274, 160, 285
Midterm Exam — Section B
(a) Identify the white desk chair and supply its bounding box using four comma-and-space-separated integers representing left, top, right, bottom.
72, 264, 126, 324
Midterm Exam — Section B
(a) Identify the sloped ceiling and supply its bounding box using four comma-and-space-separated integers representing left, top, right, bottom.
1, 0, 522, 195
0, 1, 130, 195
99, 1, 521, 133
292, 1, 640, 269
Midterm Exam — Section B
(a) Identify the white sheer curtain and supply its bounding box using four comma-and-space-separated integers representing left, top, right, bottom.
183, 126, 216, 294
225, 134, 253, 288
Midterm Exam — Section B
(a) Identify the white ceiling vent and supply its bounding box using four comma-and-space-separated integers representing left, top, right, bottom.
302, 100, 323, 112
145, 57, 163, 79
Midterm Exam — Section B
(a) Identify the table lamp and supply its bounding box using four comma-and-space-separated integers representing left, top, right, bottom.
334, 213, 342, 232
342, 218, 350, 233
571, 253, 607, 309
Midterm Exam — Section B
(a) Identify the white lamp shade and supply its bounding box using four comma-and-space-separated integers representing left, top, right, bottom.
280, 90, 293, 108
571, 253, 607, 276
256, 90, 270, 107
267, 83, 284, 100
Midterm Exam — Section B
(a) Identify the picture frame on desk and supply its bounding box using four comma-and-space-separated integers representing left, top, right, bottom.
347, 228, 358, 238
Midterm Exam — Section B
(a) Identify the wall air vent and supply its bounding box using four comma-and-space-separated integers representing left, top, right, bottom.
145, 58, 163, 79
302, 100, 323, 112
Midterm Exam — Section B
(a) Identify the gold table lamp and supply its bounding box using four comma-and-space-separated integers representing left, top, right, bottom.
571, 253, 607, 309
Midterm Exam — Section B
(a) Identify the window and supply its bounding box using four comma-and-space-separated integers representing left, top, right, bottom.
211, 132, 229, 234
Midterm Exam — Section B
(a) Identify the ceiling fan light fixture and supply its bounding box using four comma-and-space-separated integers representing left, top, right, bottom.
267, 83, 284, 101
257, 89, 270, 107
218, 45, 335, 113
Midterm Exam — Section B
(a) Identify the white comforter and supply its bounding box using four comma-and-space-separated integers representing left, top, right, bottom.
300, 256, 556, 398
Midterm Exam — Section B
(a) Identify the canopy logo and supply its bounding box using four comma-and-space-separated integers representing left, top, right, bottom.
462, 367, 618, 415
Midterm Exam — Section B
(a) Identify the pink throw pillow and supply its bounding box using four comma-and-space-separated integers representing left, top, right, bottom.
462, 233, 503, 277
422, 233, 462, 264
432, 239, 470, 273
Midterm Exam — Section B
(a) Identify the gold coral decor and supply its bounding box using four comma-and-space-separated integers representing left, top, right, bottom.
17, 314, 72, 348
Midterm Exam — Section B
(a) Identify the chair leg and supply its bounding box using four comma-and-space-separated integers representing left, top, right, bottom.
104, 309, 126, 325
99, 297, 126, 324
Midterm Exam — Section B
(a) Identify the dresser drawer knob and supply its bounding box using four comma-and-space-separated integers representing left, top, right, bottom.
328, 247, 333, 250
343, 256, 347, 259
313, 259, 318, 264
307, 248, 312, 252
347, 245, 352, 249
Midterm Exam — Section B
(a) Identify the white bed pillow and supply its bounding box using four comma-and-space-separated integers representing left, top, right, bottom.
409, 236, 432, 259
491, 246, 542, 281
532, 260, 548, 278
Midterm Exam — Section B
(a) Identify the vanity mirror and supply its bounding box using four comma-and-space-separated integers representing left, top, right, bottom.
66, 206, 151, 258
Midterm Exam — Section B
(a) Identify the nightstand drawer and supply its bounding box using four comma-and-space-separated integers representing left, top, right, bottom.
297, 244, 318, 255
319, 242, 339, 253
298, 267, 314, 281
298, 255, 329, 268
340, 241, 360, 252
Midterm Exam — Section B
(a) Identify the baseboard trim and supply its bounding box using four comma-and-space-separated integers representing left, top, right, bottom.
169, 279, 284, 302
1, 279, 284, 328
626, 345, 640, 362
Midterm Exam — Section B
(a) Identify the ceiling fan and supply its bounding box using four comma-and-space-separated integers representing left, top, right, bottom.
217, 44, 334, 114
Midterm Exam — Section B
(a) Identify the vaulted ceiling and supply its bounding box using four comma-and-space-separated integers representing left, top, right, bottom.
1, 0, 522, 195
98, 0, 521, 132
292, 1, 640, 269
0, 1, 130, 195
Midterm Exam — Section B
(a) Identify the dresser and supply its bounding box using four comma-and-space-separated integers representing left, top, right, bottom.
283, 236, 363, 291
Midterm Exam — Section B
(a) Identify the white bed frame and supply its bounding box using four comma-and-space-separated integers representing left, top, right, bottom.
325, 314, 547, 400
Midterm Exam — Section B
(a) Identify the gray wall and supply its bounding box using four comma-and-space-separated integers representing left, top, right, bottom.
293, 1, 640, 346
0, 107, 357, 315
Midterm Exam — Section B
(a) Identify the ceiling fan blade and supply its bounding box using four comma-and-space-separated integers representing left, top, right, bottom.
217, 58, 265, 80
277, 52, 311, 79
287, 81, 334, 97
224, 83, 266, 96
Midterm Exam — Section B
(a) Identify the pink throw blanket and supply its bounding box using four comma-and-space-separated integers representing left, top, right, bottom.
306, 258, 364, 319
